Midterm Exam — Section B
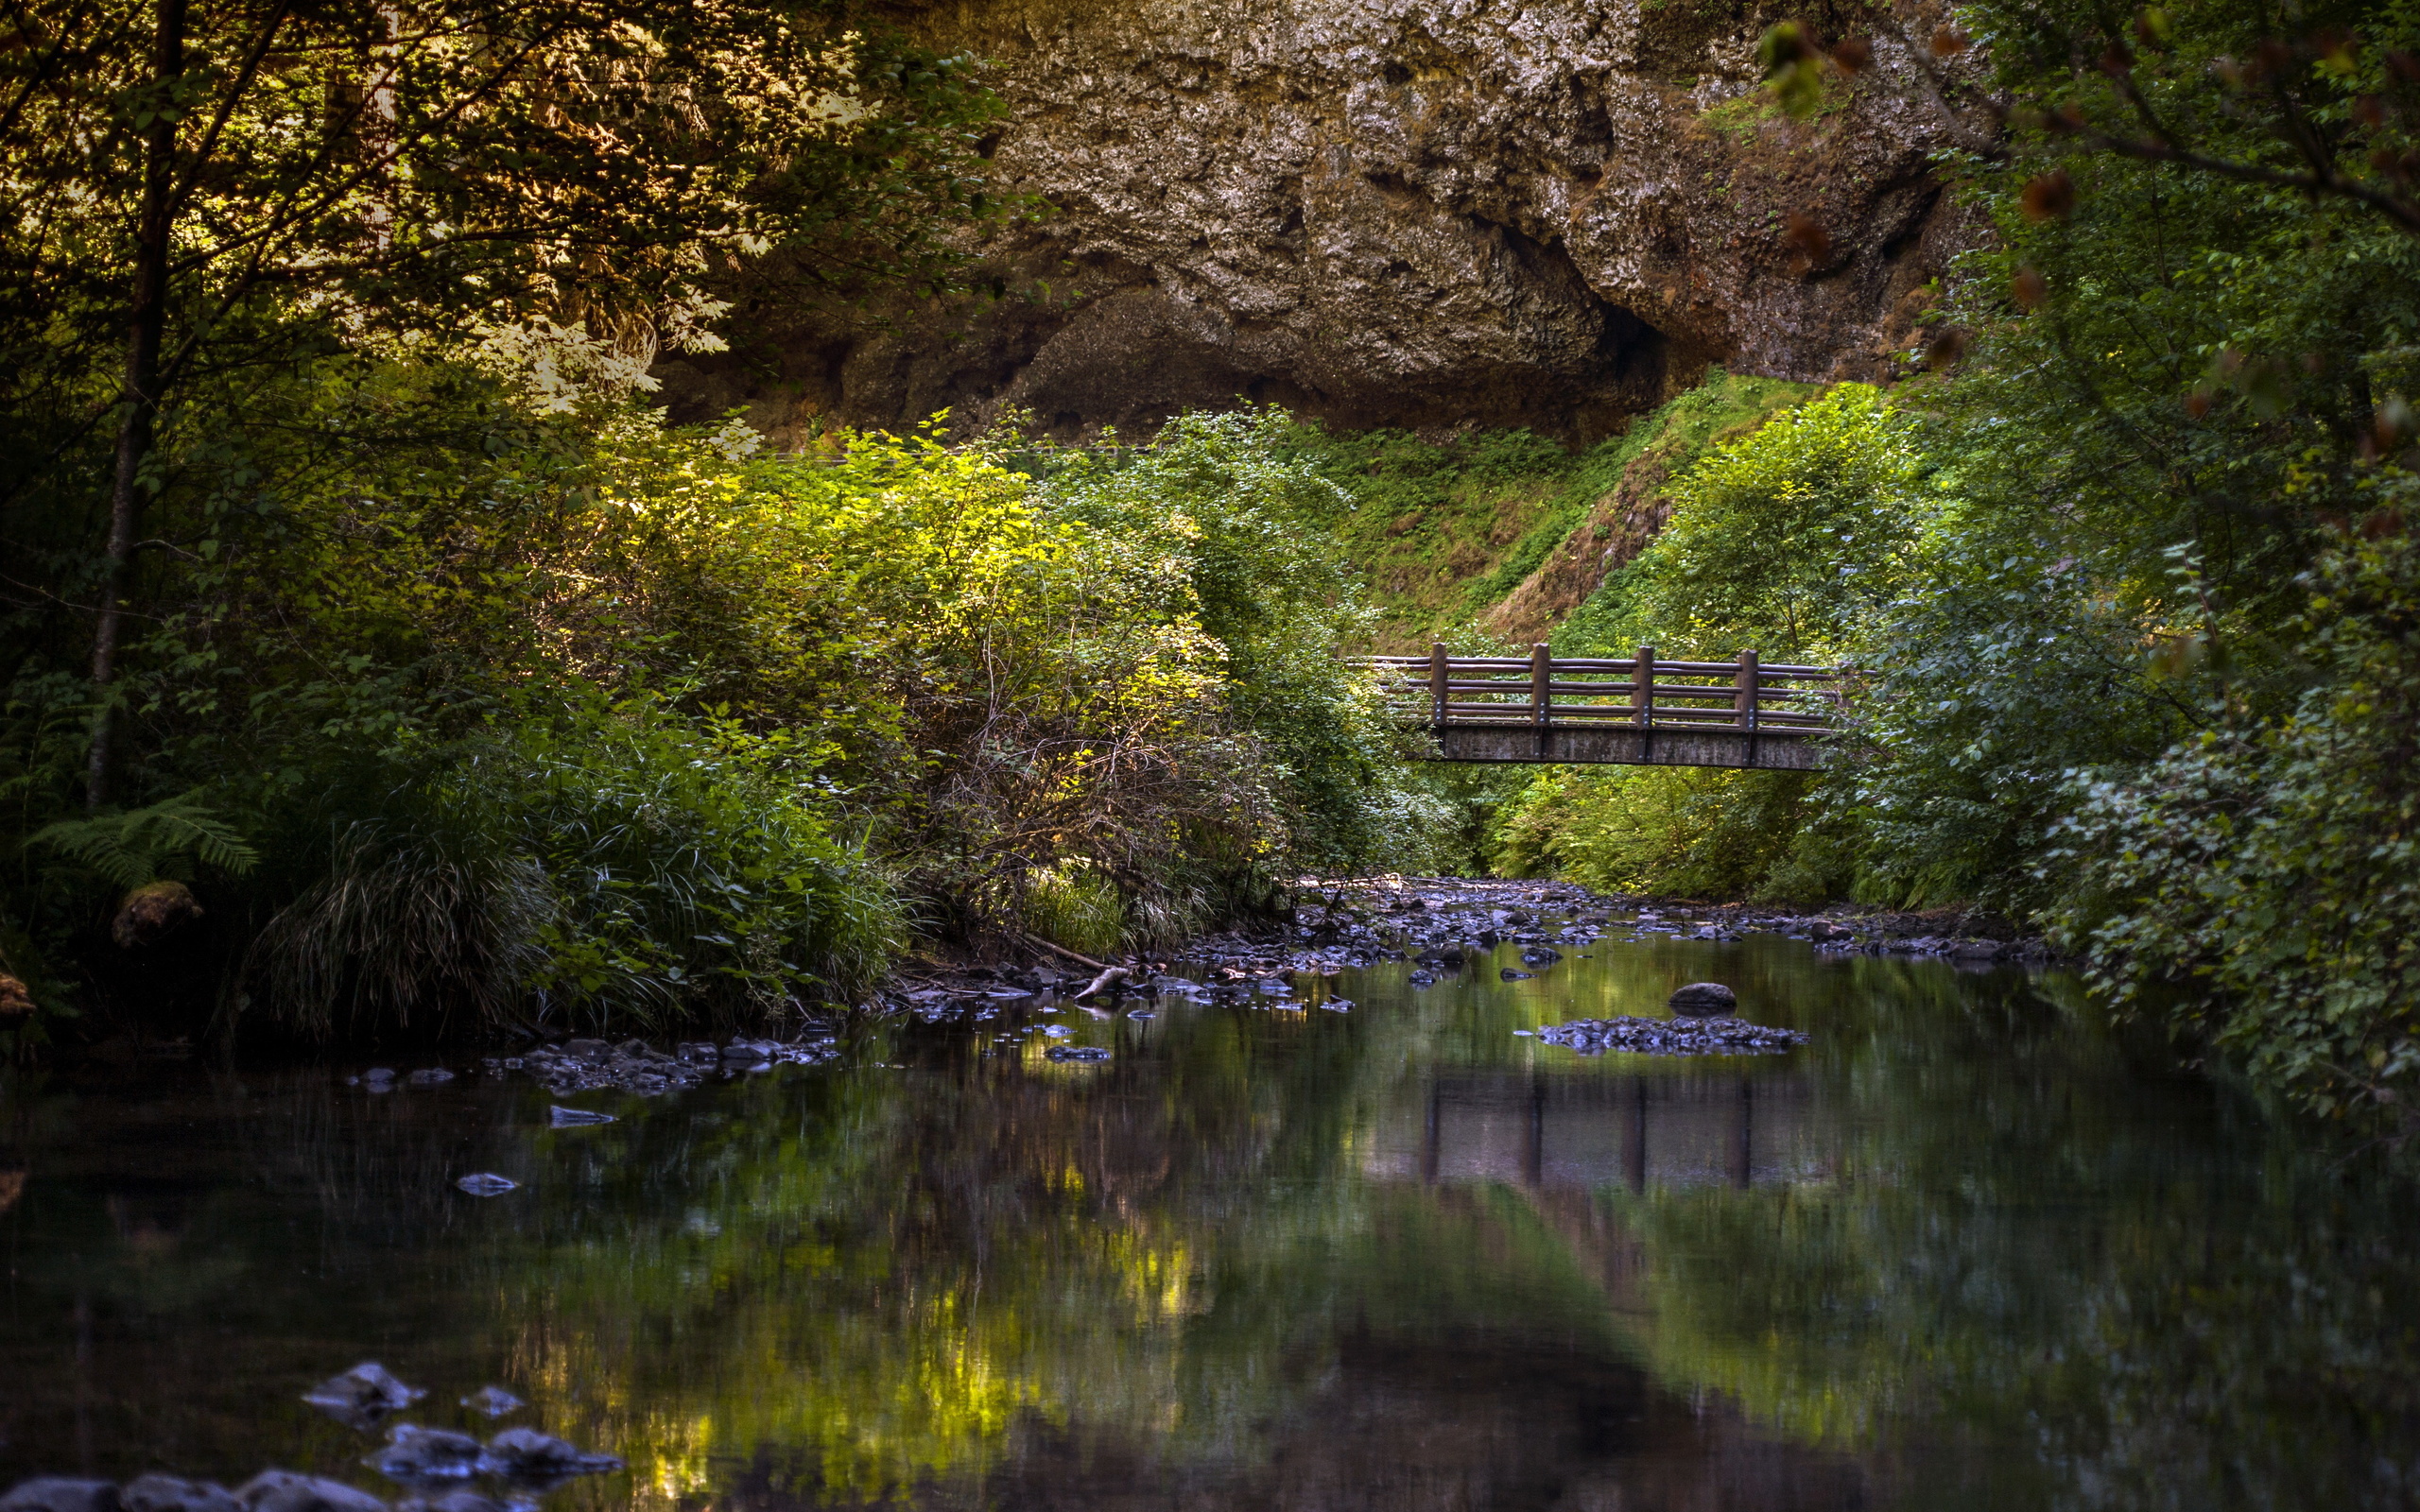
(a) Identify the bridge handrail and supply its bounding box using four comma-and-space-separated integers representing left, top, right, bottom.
1351, 644, 1844, 737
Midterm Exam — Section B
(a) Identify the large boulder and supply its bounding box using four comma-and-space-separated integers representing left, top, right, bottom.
1667, 982, 1737, 1017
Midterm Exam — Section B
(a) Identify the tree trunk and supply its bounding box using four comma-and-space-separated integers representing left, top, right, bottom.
87, 0, 187, 811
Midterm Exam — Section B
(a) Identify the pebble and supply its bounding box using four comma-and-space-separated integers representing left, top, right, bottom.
506, 1033, 838, 1095
458, 1387, 522, 1418
453, 1174, 517, 1197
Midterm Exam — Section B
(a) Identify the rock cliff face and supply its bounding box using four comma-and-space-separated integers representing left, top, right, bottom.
666, 0, 1986, 443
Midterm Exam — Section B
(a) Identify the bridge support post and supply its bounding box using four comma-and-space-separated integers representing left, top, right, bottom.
1736, 647, 1759, 767
1530, 643, 1550, 758
1634, 644, 1655, 762
1429, 642, 1448, 730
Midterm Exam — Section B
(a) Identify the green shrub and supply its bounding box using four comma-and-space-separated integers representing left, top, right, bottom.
1036, 408, 1450, 885
2047, 522, 2420, 1119
1491, 765, 1826, 902
1561, 383, 1927, 662
1018, 861, 1128, 960
244, 698, 903, 1040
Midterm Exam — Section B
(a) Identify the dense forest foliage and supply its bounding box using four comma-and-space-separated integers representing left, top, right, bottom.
0, 0, 1436, 1051
6, 0, 2420, 1123
1494, 0, 2420, 1120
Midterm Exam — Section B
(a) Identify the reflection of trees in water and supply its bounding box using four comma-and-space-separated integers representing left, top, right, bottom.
1616, 964, 2420, 1511
7, 946, 2412, 1511
0, 1063, 542, 1483
478, 976, 1886, 1511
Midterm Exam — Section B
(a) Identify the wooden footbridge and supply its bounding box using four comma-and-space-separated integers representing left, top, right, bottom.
1363, 644, 1840, 771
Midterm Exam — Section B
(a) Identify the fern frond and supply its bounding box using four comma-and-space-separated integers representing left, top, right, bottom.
26, 819, 157, 889
26, 791, 259, 888
121, 794, 260, 876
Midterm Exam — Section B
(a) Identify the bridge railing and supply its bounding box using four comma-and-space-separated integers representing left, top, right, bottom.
1358, 644, 1841, 735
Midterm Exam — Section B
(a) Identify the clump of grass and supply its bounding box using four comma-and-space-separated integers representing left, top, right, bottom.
1020, 862, 1126, 959
248, 826, 554, 1040
243, 697, 904, 1042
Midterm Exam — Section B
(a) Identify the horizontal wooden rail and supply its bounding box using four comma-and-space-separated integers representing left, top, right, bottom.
1406, 680, 1827, 700
1361, 655, 1837, 677
1351, 643, 1844, 770
1398, 703, 1831, 723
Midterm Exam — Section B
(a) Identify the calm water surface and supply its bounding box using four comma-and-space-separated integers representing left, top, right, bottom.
3, 930, 2417, 1511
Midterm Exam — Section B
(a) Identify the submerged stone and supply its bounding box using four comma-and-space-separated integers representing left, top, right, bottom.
1535, 1014, 1806, 1057
477, 1429, 623, 1484
545, 1106, 615, 1127
392, 1496, 504, 1512
452, 1174, 517, 1196
302, 1363, 424, 1427
458, 1386, 524, 1418
366, 1427, 482, 1485
233, 1473, 388, 1512
123, 1478, 239, 1512
0, 1480, 122, 1512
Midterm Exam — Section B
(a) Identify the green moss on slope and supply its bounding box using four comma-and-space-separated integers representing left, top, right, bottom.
1276, 370, 1820, 648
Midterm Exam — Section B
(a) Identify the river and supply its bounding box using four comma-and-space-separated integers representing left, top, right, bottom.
3, 914, 2416, 1510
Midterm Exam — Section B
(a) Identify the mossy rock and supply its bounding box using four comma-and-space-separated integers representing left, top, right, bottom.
112, 880, 204, 950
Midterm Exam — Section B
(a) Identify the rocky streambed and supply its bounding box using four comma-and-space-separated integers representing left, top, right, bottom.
305, 878, 2044, 1099
0, 1366, 619, 1512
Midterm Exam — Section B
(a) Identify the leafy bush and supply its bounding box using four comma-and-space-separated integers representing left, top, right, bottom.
2047, 522, 2420, 1118
1840, 546, 2192, 911
243, 698, 903, 1040
1561, 383, 1927, 662
1039, 409, 1447, 885
1491, 766, 1827, 902
2, 352, 1444, 1035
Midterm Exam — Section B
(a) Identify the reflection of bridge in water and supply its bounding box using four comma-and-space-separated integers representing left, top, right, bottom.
1368, 1073, 1825, 1192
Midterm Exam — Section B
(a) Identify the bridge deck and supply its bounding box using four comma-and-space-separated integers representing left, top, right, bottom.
1364, 644, 1839, 771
